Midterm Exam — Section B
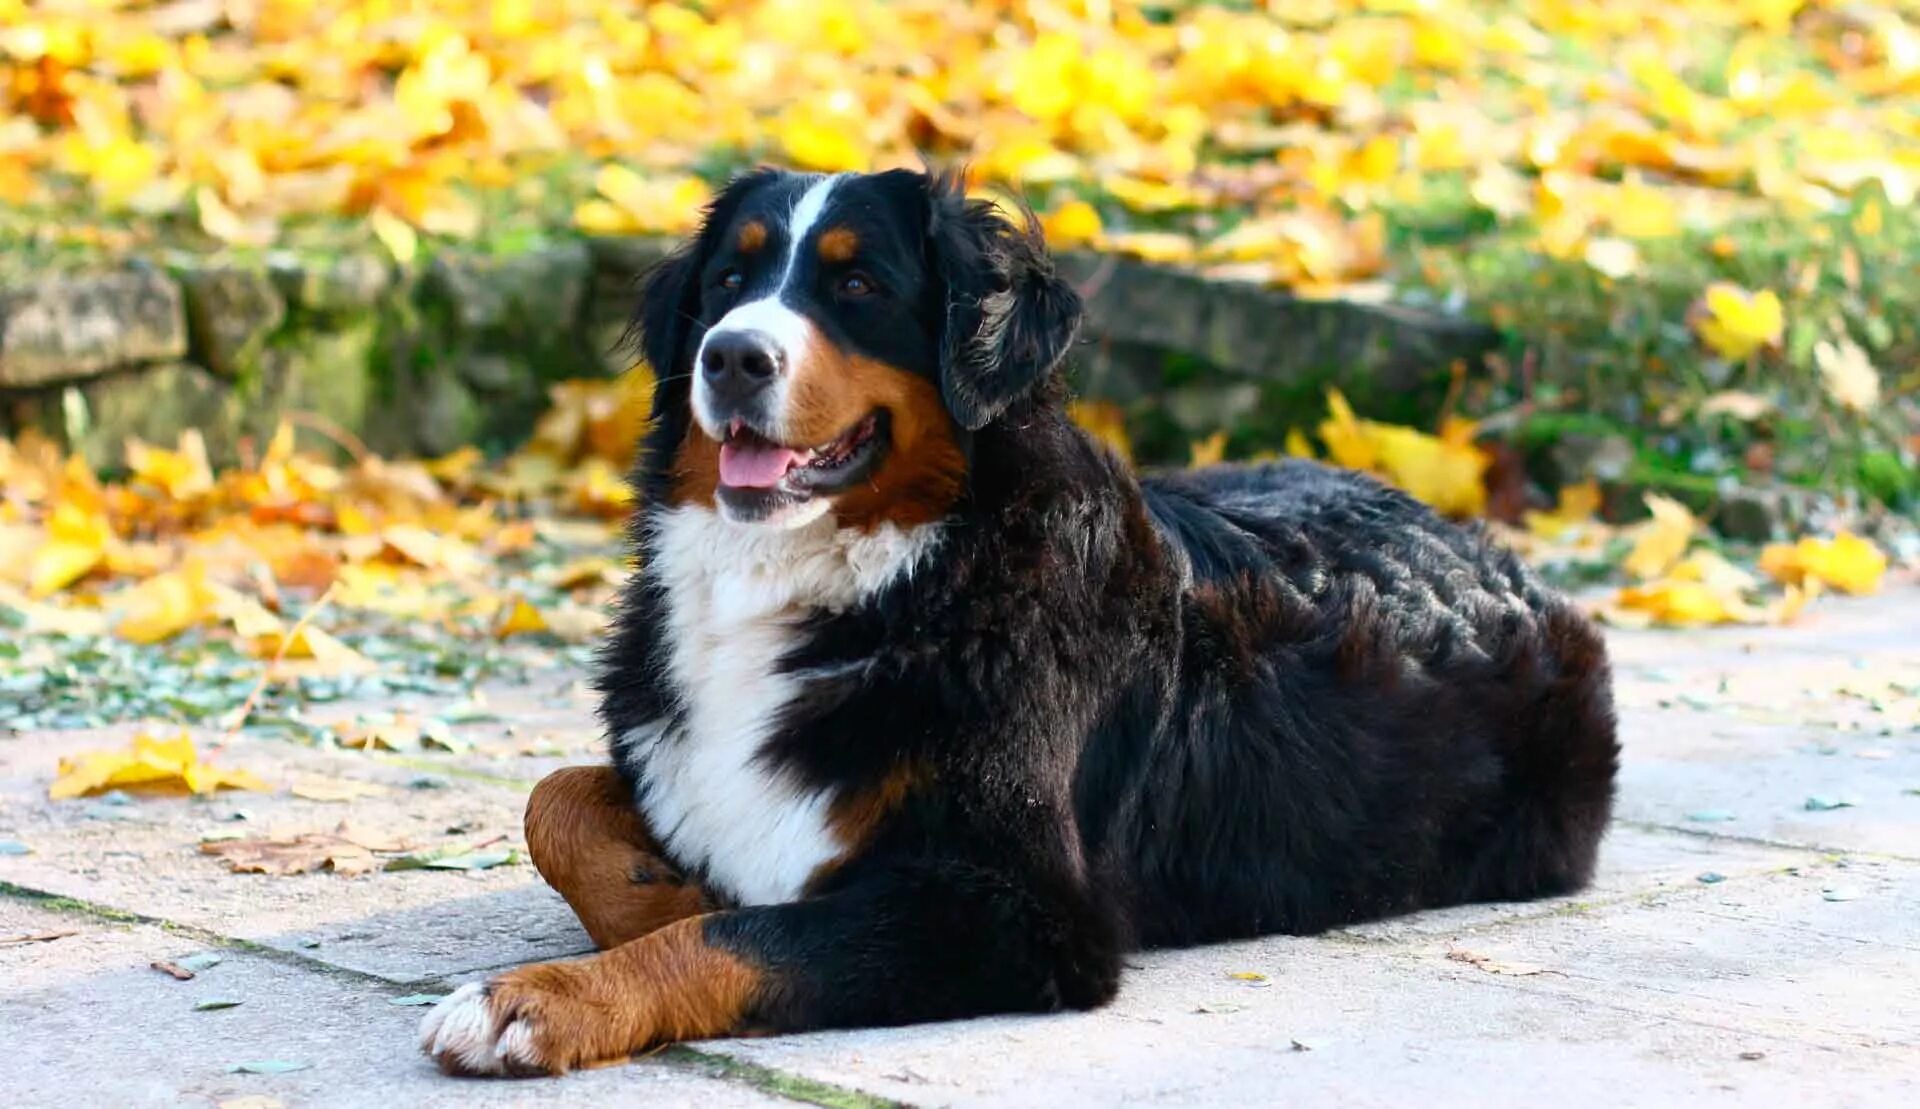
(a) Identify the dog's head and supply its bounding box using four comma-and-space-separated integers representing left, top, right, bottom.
634, 168, 1082, 530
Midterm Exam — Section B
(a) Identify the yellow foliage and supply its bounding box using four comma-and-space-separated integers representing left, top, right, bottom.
125, 431, 214, 500
1622, 494, 1698, 581
1041, 200, 1103, 250
1525, 481, 1604, 539
0, 0, 1907, 301
1316, 390, 1488, 517
494, 593, 550, 638
1188, 432, 1229, 469
1607, 549, 1812, 629
576, 165, 714, 236
1693, 283, 1784, 361
29, 501, 110, 597
1068, 400, 1133, 465
1098, 231, 1197, 265
1318, 390, 1378, 473
113, 565, 220, 644
49, 730, 270, 800
1759, 533, 1888, 596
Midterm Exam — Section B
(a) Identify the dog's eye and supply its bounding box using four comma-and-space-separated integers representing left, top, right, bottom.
717, 268, 744, 292
837, 272, 877, 298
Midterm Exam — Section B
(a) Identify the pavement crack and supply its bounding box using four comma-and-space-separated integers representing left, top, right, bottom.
654, 1047, 911, 1109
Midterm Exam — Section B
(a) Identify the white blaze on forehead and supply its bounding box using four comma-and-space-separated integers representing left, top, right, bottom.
692, 174, 843, 438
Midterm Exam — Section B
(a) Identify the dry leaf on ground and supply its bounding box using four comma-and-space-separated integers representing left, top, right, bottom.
1760, 532, 1888, 596
49, 731, 270, 800
1622, 494, 1698, 580
1445, 948, 1548, 976
199, 824, 411, 877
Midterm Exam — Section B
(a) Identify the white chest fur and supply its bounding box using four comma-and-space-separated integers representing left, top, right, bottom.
627, 505, 940, 906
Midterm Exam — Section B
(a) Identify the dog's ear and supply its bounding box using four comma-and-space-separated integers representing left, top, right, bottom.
635, 246, 699, 383
632, 168, 780, 382
925, 174, 1083, 431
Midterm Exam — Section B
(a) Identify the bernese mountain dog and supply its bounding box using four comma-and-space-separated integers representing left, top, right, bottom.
420, 167, 1619, 1077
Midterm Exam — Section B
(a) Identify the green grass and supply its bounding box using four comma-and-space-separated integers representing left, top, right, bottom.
1385, 185, 1919, 509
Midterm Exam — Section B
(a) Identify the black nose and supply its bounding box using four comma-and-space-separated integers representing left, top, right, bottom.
700, 332, 782, 399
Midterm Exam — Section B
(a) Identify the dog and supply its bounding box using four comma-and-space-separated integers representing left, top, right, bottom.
420, 167, 1619, 1077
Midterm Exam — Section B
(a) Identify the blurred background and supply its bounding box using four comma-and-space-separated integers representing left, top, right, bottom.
1, 1, 1915, 739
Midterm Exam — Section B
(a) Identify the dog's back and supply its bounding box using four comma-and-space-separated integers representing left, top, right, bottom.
1090, 460, 1619, 945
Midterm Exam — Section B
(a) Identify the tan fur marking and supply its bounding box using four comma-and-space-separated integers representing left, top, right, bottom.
809, 763, 922, 890
816, 226, 859, 263
737, 219, 768, 253
459, 916, 761, 1074
781, 325, 966, 532
667, 424, 722, 508
524, 766, 711, 950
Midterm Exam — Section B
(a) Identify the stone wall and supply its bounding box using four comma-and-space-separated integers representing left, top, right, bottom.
1, 238, 1498, 468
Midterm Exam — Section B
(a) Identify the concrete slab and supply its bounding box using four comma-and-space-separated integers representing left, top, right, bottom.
1338, 822, 1817, 941
0, 726, 594, 982
0, 899, 786, 1109
709, 921, 1919, 1109
1403, 858, 1920, 1049
1614, 709, 1920, 858
4, 591, 1918, 1107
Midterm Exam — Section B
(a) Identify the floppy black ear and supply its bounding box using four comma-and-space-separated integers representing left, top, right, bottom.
926, 176, 1084, 431
635, 247, 699, 384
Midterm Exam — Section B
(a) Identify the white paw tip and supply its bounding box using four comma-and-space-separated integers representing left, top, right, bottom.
420, 982, 507, 1075
494, 1018, 540, 1067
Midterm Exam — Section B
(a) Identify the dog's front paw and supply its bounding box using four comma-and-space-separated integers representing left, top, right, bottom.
418, 981, 558, 1077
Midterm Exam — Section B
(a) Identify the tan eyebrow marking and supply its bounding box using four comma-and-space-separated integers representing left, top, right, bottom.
737, 220, 768, 253
816, 226, 859, 263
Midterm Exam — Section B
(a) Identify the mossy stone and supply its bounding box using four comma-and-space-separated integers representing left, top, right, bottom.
173, 263, 287, 379
0, 270, 187, 388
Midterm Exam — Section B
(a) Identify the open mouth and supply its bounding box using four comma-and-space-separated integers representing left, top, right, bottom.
715, 411, 888, 520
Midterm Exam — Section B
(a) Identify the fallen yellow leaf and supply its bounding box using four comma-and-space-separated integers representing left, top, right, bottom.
379, 524, 481, 576
1370, 422, 1490, 517
126, 431, 214, 500
113, 565, 220, 643
50, 731, 269, 800
1693, 283, 1783, 361
1041, 200, 1103, 250
1068, 400, 1133, 465
1316, 391, 1487, 516
0, 583, 110, 637
1525, 480, 1605, 539
1611, 580, 1745, 627
1623, 494, 1697, 580
29, 502, 110, 596
1188, 431, 1229, 468
1318, 389, 1377, 472
255, 625, 373, 678
1759, 532, 1887, 596
494, 593, 549, 638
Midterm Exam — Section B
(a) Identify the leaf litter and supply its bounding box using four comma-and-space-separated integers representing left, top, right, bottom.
199, 823, 521, 877
1445, 947, 1550, 977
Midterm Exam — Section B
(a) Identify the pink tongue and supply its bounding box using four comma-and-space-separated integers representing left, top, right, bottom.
719, 441, 807, 488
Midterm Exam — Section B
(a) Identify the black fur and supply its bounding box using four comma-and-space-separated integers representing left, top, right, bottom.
597, 168, 1618, 1037
925, 174, 1084, 430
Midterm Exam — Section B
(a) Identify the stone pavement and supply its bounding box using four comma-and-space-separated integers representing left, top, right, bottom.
5, 589, 1918, 1108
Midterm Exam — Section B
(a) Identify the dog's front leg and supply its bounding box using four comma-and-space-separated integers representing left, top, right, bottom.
420, 860, 1122, 1077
